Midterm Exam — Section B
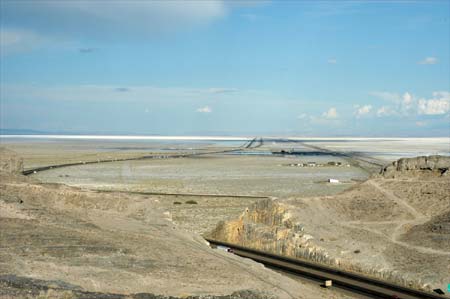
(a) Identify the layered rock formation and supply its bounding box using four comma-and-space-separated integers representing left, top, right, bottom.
381, 155, 450, 178
208, 199, 337, 266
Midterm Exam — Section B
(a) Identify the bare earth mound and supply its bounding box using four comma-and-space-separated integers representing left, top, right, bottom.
400, 210, 450, 251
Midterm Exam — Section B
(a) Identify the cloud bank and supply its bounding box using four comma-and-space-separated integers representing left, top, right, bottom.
370, 91, 449, 117
2, 1, 226, 38
322, 107, 338, 119
0, 28, 47, 55
1, 1, 228, 54
418, 56, 438, 65
197, 106, 212, 113
418, 92, 450, 115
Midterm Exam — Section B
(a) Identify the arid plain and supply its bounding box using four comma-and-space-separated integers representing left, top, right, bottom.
1, 136, 449, 298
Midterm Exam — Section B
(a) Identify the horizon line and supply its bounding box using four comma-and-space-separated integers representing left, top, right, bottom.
1, 134, 450, 141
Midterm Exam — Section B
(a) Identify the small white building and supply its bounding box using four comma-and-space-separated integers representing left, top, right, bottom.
328, 178, 340, 183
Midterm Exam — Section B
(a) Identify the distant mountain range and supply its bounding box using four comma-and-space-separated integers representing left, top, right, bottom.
0, 128, 50, 135
0, 128, 162, 136
0, 128, 241, 137
1, 128, 448, 138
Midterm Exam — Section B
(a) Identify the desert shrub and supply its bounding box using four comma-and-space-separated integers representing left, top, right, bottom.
185, 200, 198, 204
173, 201, 182, 205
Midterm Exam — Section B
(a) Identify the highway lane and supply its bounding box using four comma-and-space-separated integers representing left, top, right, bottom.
206, 238, 448, 299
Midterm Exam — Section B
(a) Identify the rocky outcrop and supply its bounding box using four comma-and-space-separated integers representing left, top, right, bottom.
208, 199, 337, 266
381, 155, 450, 178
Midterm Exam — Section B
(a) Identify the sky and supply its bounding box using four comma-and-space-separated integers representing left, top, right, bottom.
0, 0, 449, 137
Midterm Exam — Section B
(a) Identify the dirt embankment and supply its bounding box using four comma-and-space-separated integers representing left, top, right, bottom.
208, 156, 450, 292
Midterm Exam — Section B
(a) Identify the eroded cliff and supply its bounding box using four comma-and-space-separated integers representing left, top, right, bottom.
208, 199, 336, 266
381, 155, 450, 178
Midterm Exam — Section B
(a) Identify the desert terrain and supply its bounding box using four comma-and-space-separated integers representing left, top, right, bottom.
0, 147, 351, 299
0, 136, 449, 298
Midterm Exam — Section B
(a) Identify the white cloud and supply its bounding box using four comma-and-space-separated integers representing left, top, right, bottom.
297, 113, 308, 119
370, 91, 414, 112
1, 2, 229, 55
197, 106, 212, 113
418, 57, 438, 65
355, 105, 372, 118
0, 29, 25, 47
0, 28, 46, 55
418, 99, 449, 115
433, 91, 450, 99
400, 92, 415, 114
372, 90, 450, 117
402, 92, 413, 106
1, 1, 227, 42
1, 84, 241, 102
322, 107, 338, 119
369, 91, 401, 102
371, 91, 415, 115
376, 106, 396, 117
207, 88, 238, 94
417, 92, 449, 115
327, 58, 337, 64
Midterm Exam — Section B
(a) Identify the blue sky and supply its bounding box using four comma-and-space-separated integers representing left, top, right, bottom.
1, 1, 449, 136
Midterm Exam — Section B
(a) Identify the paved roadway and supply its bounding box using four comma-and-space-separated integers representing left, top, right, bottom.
206, 238, 448, 299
